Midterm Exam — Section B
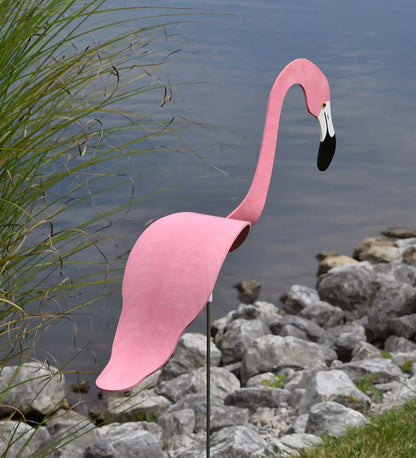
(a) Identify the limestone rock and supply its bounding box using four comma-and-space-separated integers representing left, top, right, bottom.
318, 324, 367, 361
366, 281, 416, 340
273, 433, 322, 455
316, 252, 358, 277
298, 370, 371, 415
390, 314, 416, 340
317, 262, 377, 316
85, 423, 164, 458
160, 333, 221, 381
234, 280, 261, 304
0, 421, 50, 457
240, 335, 336, 384
236, 301, 281, 328
353, 237, 401, 263
300, 301, 345, 329
166, 394, 249, 433
351, 341, 381, 361
216, 319, 269, 365
340, 357, 402, 383
0, 362, 66, 418
156, 367, 240, 403
225, 387, 291, 413
305, 401, 367, 436
177, 425, 267, 458
91, 387, 171, 423
270, 315, 324, 342
384, 335, 416, 353
45, 409, 100, 457
280, 285, 320, 315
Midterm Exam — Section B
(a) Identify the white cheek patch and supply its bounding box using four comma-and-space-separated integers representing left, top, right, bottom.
317, 101, 335, 141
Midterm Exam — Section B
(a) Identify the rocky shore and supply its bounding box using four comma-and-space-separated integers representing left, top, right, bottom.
2, 229, 416, 457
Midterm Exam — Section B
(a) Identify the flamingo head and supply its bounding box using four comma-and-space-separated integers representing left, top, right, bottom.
315, 101, 336, 171
295, 58, 336, 171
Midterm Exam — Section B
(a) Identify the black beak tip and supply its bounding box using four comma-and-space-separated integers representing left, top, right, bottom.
317, 133, 336, 171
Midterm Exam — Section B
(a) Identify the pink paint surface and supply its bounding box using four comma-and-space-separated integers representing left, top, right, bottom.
96, 58, 334, 391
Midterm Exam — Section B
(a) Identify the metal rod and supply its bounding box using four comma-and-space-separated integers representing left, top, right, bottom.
206, 297, 211, 458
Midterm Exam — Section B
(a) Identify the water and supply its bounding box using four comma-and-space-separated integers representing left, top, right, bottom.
37, 0, 416, 405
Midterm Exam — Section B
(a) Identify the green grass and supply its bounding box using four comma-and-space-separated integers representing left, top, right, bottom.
301, 398, 416, 458
0, 0, 207, 455
0, 0, 194, 359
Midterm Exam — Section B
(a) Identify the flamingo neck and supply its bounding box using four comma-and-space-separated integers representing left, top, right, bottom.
227, 58, 323, 225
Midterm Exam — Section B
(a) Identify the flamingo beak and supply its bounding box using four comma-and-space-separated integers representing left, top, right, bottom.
316, 101, 336, 171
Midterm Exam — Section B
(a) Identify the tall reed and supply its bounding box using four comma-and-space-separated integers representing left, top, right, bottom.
0, 0, 195, 452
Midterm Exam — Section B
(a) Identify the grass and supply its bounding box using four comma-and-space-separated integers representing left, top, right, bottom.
301, 398, 416, 458
0, 0, 206, 455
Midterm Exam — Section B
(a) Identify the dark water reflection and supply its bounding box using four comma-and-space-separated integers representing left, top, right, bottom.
37, 0, 416, 404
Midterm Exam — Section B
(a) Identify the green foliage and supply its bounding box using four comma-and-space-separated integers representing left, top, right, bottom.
401, 360, 415, 374
380, 350, 393, 360
0, 1, 201, 456
0, 0, 192, 358
261, 374, 287, 389
300, 398, 416, 458
136, 411, 155, 422
355, 373, 383, 404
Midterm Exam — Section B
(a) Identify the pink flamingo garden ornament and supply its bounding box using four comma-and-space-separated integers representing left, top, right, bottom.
96, 58, 336, 393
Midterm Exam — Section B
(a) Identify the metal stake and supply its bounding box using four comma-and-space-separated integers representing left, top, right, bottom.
206, 293, 213, 458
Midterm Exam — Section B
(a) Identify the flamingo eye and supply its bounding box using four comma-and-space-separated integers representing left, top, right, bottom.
321, 102, 326, 109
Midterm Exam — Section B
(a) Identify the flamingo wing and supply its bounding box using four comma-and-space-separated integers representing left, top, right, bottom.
96, 212, 250, 391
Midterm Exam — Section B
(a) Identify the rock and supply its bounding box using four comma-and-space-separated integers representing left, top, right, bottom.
234, 280, 261, 303
270, 315, 324, 342
300, 301, 345, 329
384, 335, 416, 353
160, 333, 221, 381
340, 357, 402, 383
317, 262, 377, 316
236, 301, 281, 328
246, 373, 279, 388
0, 421, 50, 457
273, 433, 323, 455
353, 237, 401, 263
366, 281, 416, 340
177, 425, 267, 458
382, 228, 416, 239
289, 414, 309, 434
45, 409, 100, 457
316, 252, 358, 277
351, 341, 381, 361
391, 351, 416, 368
91, 387, 171, 423
165, 434, 200, 457
277, 324, 309, 341
85, 423, 164, 458
373, 262, 416, 285
240, 335, 336, 384
0, 362, 66, 418
370, 375, 416, 413
305, 401, 367, 436
280, 285, 321, 314
225, 387, 291, 413
318, 324, 367, 361
390, 314, 416, 340
212, 311, 236, 340
158, 408, 195, 445
298, 370, 371, 415
156, 367, 240, 403
166, 394, 249, 433
216, 319, 269, 365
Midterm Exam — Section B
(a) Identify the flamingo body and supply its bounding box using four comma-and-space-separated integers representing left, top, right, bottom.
97, 213, 250, 391
96, 58, 336, 392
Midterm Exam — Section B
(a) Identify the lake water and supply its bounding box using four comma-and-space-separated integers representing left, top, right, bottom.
37, 1, 416, 404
